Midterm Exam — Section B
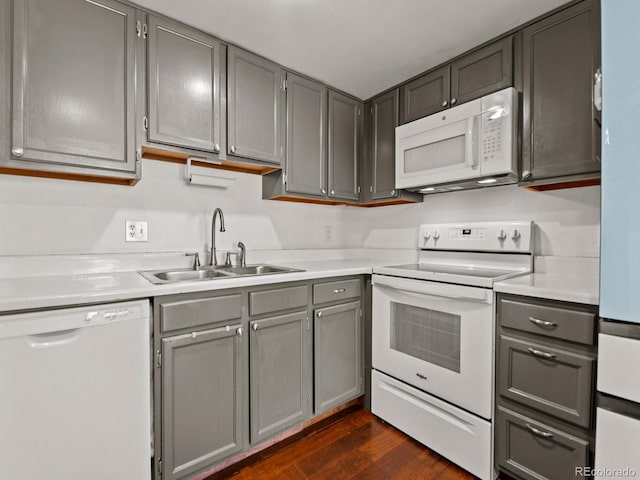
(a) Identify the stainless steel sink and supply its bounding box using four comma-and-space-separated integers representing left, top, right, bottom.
219, 264, 303, 276
139, 264, 303, 284
139, 267, 234, 284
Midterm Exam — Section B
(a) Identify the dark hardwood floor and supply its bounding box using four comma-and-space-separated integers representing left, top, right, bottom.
213, 408, 477, 479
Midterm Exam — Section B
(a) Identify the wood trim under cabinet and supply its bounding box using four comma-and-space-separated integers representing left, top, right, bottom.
0, 166, 140, 186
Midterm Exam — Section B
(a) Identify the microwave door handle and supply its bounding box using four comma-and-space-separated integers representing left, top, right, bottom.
465, 115, 480, 169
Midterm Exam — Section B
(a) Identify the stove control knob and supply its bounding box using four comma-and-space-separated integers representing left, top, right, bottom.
498, 229, 507, 240
423, 232, 431, 242
433, 231, 440, 240
511, 229, 521, 241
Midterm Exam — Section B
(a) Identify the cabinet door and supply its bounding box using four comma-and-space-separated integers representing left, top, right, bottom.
228, 46, 283, 164
366, 89, 399, 200
327, 90, 361, 201
450, 36, 513, 106
10, 0, 139, 175
147, 15, 221, 153
400, 66, 450, 124
314, 301, 363, 414
161, 326, 243, 480
250, 311, 309, 443
521, 0, 601, 182
285, 73, 327, 196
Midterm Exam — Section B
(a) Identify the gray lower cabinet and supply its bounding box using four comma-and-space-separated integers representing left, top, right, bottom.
327, 90, 362, 201
495, 293, 598, 480
161, 325, 244, 480
5, 0, 142, 181
227, 46, 284, 164
147, 15, 223, 154
314, 301, 363, 414
521, 0, 601, 185
249, 311, 310, 443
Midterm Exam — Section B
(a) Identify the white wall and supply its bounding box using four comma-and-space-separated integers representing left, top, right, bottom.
0, 160, 344, 257
343, 184, 601, 258
0, 160, 600, 260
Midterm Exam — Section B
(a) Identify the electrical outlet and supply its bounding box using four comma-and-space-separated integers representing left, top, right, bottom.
324, 225, 333, 242
125, 220, 148, 242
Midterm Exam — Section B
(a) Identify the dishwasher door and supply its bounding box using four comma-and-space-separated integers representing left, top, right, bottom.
0, 300, 151, 480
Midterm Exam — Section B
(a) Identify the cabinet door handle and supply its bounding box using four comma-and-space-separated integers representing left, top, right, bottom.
317, 311, 323, 318
213, 143, 220, 152
594, 67, 602, 112
236, 327, 243, 337
528, 317, 558, 328
332, 288, 346, 294
252, 323, 258, 332
527, 347, 556, 360
321, 188, 326, 195
230, 145, 236, 153
522, 170, 532, 180
450, 98, 457, 105
11, 147, 24, 157
525, 423, 554, 439
441, 100, 448, 107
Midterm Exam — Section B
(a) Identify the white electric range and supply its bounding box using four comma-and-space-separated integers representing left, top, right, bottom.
371, 221, 534, 480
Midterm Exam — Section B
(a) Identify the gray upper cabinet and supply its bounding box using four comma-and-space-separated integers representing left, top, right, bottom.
284, 72, 327, 196
7, 0, 140, 180
249, 311, 309, 443
521, 0, 601, 184
399, 36, 514, 125
147, 15, 222, 153
327, 90, 362, 201
450, 36, 513, 106
400, 66, 450, 124
227, 46, 283, 164
161, 325, 244, 480
365, 89, 399, 200
314, 301, 363, 414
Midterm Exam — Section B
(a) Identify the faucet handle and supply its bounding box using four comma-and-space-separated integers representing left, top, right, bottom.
237, 241, 246, 267
185, 252, 201, 270
224, 251, 238, 267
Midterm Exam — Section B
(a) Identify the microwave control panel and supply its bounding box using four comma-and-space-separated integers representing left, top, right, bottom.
481, 111, 505, 162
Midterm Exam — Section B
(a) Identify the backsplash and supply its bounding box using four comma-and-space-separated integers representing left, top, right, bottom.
0, 160, 344, 257
343, 184, 601, 258
0, 160, 600, 259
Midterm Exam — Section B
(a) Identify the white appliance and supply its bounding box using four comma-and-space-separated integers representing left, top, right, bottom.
371, 221, 534, 480
595, 325, 640, 479
395, 87, 517, 194
0, 300, 151, 480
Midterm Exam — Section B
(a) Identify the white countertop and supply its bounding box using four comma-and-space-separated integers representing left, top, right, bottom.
494, 272, 599, 305
0, 258, 388, 312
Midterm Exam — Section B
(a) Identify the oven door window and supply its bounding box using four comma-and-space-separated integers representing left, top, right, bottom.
390, 301, 461, 373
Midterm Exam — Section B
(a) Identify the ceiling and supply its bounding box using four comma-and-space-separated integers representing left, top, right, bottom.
133, 0, 568, 100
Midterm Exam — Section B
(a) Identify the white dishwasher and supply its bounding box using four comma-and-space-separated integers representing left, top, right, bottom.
0, 300, 151, 480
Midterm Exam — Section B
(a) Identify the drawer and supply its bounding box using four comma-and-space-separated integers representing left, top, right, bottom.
497, 406, 590, 480
160, 294, 242, 332
498, 334, 595, 428
313, 278, 361, 305
499, 296, 596, 345
249, 285, 308, 316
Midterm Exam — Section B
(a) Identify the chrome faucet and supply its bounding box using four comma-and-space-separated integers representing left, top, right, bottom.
210, 208, 225, 266
237, 241, 246, 267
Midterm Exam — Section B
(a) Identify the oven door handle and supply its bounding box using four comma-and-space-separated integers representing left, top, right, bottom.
372, 274, 491, 304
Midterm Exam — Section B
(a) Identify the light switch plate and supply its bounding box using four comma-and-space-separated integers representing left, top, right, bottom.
125, 220, 148, 242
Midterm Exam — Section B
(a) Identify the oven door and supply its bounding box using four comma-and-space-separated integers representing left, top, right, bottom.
372, 274, 494, 419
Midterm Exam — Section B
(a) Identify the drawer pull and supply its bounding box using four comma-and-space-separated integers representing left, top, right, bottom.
529, 317, 558, 328
527, 347, 556, 360
332, 288, 346, 294
525, 423, 554, 439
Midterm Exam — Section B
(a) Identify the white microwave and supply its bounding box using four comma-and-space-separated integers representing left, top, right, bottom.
395, 87, 518, 193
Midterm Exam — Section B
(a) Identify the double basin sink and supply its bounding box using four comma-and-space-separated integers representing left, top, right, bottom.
140, 264, 304, 284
